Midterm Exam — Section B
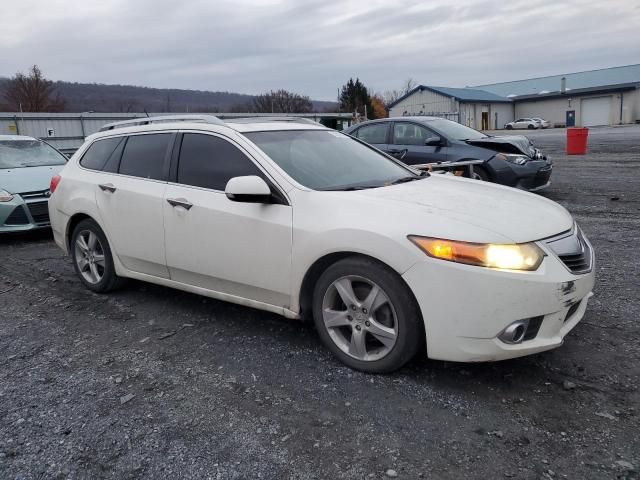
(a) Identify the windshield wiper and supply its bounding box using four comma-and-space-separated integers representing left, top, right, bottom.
319, 184, 380, 191
390, 176, 425, 185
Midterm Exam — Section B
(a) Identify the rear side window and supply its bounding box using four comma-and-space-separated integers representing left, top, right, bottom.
177, 133, 265, 191
356, 124, 387, 144
80, 137, 125, 171
119, 134, 172, 180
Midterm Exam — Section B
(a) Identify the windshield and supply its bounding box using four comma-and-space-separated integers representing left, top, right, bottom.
0, 139, 67, 169
424, 118, 488, 140
245, 130, 420, 190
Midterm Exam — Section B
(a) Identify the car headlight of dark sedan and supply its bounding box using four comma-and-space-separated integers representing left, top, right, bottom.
495, 153, 529, 165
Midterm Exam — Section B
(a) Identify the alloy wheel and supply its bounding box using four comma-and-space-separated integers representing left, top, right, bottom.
321, 275, 398, 361
74, 230, 106, 284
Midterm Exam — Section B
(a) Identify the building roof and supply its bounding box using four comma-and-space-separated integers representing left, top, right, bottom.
388, 85, 512, 108
512, 82, 638, 101
471, 64, 640, 97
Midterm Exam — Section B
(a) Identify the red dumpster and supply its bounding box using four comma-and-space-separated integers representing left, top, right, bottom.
567, 127, 588, 155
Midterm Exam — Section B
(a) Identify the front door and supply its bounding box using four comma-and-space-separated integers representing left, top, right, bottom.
390, 121, 448, 166
95, 132, 173, 278
163, 132, 293, 308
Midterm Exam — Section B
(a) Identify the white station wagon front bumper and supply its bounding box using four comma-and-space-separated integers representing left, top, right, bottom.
403, 246, 595, 363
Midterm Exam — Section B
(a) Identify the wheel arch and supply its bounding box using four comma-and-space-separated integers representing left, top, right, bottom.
297, 251, 422, 327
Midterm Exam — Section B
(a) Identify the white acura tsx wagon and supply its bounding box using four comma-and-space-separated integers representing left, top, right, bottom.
48, 115, 595, 373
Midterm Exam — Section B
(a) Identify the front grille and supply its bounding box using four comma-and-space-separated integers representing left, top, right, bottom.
21, 189, 50, 199
545, 226, 593, 275
4, 206, 30, 225
27, 201, 50, 224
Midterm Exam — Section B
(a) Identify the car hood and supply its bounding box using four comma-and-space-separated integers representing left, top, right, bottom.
466, 135, 536, 157
351, 175, 573, 244
0, 165, 63, 194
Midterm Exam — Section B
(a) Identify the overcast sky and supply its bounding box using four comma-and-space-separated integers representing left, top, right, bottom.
2, 0, 639, 100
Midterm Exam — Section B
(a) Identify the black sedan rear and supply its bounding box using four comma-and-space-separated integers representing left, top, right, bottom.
344, 117, 552, 191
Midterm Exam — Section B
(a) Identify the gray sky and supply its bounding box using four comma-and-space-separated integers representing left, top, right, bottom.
2, 0, 639, 100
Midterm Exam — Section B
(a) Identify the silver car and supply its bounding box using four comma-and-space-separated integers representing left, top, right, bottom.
505, 118, 540, 130
0, 135, 66, 232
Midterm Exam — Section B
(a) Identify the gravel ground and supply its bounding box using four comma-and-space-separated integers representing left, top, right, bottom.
1, 125, 639, 480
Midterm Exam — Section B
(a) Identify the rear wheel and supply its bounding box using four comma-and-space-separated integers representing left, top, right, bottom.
71, 219, 125, 293
312, 257, 423, 373
527, 124, 535, 129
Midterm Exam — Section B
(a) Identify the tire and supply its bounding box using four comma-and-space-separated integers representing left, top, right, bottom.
506, 124, 513, 130
70, 218, 125, 293
472, 165, 490, 182
527, 124, 535, 129
312, 256, 423, 373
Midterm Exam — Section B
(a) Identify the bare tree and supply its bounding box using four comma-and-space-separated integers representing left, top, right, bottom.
3, 65, 66, 112
252, 89, 312, 113
382, 77, 418, 107
116, 98, 141, 113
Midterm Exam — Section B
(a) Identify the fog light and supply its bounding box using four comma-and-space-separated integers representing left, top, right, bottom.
499, 319, 530, 344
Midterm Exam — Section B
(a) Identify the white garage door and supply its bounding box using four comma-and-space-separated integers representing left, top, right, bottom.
582, 97, 611, 126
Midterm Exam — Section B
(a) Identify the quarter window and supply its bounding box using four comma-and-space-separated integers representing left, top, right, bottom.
118, 134, 171, 180
355, 124, 388, 144
79, 137, 125, 171
177, 133, 265, 191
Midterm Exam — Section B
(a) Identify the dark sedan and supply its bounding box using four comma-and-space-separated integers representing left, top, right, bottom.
344, 117, 552, 191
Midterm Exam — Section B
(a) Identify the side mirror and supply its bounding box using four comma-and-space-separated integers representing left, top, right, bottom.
225, 176, 272, 203
425, 136, 442, 146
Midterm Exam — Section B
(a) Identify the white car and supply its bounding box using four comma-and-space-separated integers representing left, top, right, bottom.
532, 117, 551, 129
505, 118, 540, 130
48, 115, 595, 373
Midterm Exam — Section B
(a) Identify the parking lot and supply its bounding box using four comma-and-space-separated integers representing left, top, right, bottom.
1, 125, 639, 479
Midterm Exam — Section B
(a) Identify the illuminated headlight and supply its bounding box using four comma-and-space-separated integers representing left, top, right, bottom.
0, 189, 14, 202
496, 153, 529, 165
409, 236, 545, 271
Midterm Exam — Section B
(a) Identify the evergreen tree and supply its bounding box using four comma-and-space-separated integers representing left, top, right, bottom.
339, 78, 376, 119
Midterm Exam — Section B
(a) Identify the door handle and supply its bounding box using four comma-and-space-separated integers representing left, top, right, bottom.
98, 183, 116, 193
167, 198, 193, 210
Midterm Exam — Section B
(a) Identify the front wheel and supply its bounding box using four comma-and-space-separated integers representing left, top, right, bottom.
312, 257, 423, 373
506, 124, 513, 130
527, 124, 535, 129
472, 165, 490, 182
71, 219, 125, 293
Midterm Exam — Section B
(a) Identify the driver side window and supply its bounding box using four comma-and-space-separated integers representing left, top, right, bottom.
392, 123, 434, 146
177, 133, 266, 191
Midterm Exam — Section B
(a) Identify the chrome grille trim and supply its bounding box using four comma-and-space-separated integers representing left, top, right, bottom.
544, 225, 593, 275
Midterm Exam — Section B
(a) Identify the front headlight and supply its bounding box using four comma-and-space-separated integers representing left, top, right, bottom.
0, 189, 14, 202
496, 153, 529, 165
409, 236, 544, 271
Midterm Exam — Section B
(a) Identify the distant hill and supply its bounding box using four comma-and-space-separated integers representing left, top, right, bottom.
0, 78, 338, 113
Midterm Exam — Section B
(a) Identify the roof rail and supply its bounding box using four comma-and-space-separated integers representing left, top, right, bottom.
226, 116, 319, 125
98, 114, 226, 132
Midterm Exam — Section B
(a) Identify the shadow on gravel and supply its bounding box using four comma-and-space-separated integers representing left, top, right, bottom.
0, 228, 53, 245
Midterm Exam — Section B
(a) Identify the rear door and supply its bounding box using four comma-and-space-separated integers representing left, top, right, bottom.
163, 132, 292, 308
390, 121, 448, 165
94, 132, 173, 278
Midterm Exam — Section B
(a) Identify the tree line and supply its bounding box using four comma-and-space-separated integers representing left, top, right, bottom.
1, 65, 418, 119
